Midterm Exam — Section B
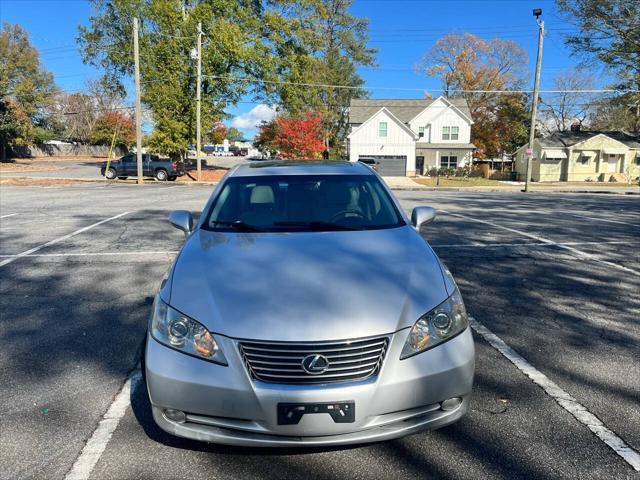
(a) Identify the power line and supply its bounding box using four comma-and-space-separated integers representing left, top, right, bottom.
205, 75, 640, 94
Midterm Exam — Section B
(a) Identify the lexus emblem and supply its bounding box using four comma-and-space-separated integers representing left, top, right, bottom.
301, 354, 330, 375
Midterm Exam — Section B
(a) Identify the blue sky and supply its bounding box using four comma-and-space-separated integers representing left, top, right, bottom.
1, 0, 589, 138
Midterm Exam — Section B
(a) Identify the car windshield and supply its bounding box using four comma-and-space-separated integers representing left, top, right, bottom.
203, 174, 405, 232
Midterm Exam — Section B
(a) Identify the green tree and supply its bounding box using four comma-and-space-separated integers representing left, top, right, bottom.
557, 0, 640, 132
0, 22, 57, 160
226, 126, 244, 142
267, 0, 375, 158
79, 0, 279, 158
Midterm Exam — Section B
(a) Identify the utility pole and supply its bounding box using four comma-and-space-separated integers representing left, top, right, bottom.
196, 21, 202, 182
133, 17, 144, 185
524, 8, 544, 192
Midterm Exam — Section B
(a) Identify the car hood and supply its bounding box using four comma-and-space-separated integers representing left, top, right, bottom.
166, 226, 448, 342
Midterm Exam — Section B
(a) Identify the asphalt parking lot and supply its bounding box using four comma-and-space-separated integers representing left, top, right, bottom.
0, 183, 638, 480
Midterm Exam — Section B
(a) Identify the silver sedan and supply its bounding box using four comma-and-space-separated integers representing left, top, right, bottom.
145, 161, 475, 447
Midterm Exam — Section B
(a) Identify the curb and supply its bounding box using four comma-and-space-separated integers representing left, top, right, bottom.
390, 185, 640, 194
0, 176, 221, 186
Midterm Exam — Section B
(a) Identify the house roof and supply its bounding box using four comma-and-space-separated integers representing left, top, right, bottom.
349, 97, 472, 124
538, 131, 640, 149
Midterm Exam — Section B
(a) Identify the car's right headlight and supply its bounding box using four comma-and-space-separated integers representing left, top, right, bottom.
400, 287, 469, 359
150, 296, 227, 365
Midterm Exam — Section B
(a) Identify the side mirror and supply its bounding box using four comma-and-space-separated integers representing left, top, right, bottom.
411, 206, 437, 230
169, 210, 194, 236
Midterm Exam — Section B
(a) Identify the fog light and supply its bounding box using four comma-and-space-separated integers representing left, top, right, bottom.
164, 408, 186, 423
440, 397, 462, 411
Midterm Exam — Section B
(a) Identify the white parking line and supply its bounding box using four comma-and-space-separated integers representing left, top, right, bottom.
0, 250, 178, 258
429, 205, 640, 226
495, 208, 639, 227
0, 213, 18, 219
470, 317, 640, 471
430, 240, 627, 248
0, 212, 130, 268
441, 210, 640, 277
65, 370, 142, 480
557, 210, 639, 227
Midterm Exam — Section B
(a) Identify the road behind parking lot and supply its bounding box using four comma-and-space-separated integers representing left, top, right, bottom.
0, 183, 638, 479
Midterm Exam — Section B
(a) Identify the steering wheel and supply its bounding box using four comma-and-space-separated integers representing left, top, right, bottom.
329, 209, 367, 223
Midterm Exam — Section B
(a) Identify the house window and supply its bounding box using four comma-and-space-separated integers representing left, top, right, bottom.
378, 122, 388, 137
451, 126, 459, 140
578, 155, 590, 165
418, 126, 425, 138
442, 126, 450, 140
441, 156, 458, 169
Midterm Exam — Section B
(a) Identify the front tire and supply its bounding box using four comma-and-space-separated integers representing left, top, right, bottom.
155, 169, 168, 181
105, 168, 117, 180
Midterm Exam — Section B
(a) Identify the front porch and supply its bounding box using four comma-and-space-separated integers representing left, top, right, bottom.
415, 144, 475, 175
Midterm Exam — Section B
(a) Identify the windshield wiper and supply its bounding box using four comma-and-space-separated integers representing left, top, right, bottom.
273, 221, 358, 231
211, 220, 263, 232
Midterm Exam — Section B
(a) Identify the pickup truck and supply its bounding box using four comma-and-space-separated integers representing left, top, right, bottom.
100, 154, 185, 181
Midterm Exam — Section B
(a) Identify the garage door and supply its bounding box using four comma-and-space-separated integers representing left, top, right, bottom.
359, 155, 407, 176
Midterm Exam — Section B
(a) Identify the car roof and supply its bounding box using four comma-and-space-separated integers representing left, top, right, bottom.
229, 161, 374, 177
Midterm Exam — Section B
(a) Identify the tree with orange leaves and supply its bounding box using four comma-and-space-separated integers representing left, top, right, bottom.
90, 111, 135, 148
417, 33, 530, 159
255, 113, 326, 160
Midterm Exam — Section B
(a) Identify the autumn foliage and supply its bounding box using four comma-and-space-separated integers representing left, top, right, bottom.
90, 111, 135, 148
255, 113, 326, 160
418, 33, 530, 158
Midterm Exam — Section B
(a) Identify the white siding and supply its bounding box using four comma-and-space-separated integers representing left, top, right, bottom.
408, 98, 449, 133
348, 109, 416, 174
409, 99, 471, 144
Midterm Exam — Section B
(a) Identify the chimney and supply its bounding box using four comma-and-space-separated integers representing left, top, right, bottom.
570, 122, 581, 132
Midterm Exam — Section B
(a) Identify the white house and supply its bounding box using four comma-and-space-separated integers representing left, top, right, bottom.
348, 97, 475, 176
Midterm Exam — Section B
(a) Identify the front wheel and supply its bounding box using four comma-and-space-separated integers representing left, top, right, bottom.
105, 168, 117, 180
154, 169, 168, 181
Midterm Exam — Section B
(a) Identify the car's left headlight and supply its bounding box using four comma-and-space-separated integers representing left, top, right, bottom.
400, 287, 469, 359
150, 296, 227, 365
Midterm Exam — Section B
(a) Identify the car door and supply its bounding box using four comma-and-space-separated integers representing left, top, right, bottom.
143, 154, 154, 176
120, 154, 134, 175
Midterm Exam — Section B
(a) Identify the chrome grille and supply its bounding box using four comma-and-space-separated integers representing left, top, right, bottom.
238, 336, 389, 384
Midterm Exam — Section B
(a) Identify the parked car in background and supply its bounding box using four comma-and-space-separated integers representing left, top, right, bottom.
101, 154, 185, 181
145, 161, 475, 447
234, 148, 249, 157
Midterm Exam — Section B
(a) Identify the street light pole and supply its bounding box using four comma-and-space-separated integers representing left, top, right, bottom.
133, 17, 144, 185
524, 9, 544, 192
196, 22, 202, 182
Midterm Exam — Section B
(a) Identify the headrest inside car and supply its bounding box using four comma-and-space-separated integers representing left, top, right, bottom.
250, 185, 275, 204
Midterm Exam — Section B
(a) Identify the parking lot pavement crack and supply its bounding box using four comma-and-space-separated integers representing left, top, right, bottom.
469, 316, 640, 472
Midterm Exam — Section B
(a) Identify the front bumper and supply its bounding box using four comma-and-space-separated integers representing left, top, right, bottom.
145, 328, 475, 447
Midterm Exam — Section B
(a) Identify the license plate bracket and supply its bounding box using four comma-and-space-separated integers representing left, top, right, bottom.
277, 401, 355, 425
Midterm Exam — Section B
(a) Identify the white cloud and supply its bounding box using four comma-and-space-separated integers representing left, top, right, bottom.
231, 104, 277, 129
